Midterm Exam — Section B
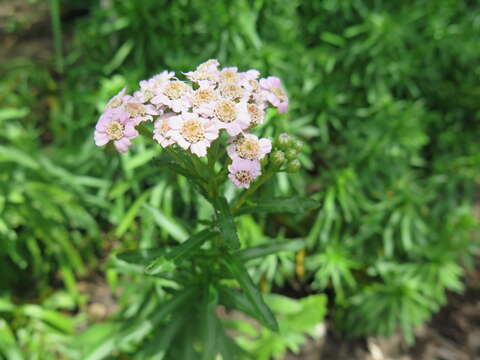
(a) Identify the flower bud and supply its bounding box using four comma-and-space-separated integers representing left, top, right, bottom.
276, 133, 292, 150
293, 139, 302, 153
270, 150, 286, 167
286, 159, 301, 173
285, 149, 297, 161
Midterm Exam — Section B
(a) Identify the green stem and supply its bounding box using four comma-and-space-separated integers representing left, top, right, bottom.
230, 166, 277, 213
49, 0, 63, 74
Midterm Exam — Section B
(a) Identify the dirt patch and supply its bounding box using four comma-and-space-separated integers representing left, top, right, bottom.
0, 0, 52, 62
286, 258, 480, 360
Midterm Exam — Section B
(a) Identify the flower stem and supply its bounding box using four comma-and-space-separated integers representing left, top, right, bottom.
230, 166, 276, 213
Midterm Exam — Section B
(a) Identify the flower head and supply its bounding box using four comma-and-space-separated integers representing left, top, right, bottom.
260, 76, 288, 113
105, 88, 129, 110
227, 133, 272, 161
167, 112, 218, 157
124, 98, 159, 124
151, 80, 192, 113
184, 59, 220, 84
212, 100, 250, 136
94, 108, 138, 153
153, 113, 176, 147
228, 158, 261, 188
219, 67, 239, 83
134, 70, 175, 103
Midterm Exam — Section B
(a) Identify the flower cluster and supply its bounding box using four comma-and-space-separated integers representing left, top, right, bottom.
94, 60, 289, 188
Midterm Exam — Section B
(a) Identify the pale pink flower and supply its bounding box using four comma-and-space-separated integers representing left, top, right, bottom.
227, 133, 272, 161
219, 67, 239, 83
190, 82, 218, 117
245, 103, 265, 128
134, 70, 175, 103
123, 98, 159, 124
260, 76, 288, 113
151, 80, 192, 113
210, 100, 250, 137
153, 113, 176, 147
94, 108, 138, 153
184, 59, 220, 84
105, 88, 129, 110
228, 158, 261, 189
218, 81, 246, 101
242, 69, 260, 81
167, 112, 219, 157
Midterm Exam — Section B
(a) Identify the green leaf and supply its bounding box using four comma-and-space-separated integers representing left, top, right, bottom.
235, 197, 320, 216
144, 204, 189, 242
264, 294, 303, 315
115, 190, 150, 237
0, 146, 39, 170
221, 254, 278, 331
0, 299, 16, 313
214, 197, 240, 249
0, 319, 23, 360
118, 288, 196, 347
236, 239, 306, 262
201, 286, 218, 360
116, 247, 166, 265
137, 313, 188, 359
104, 39, 134, 74
218, 286, 275, 331
166, 230, 217, 263
144, 256, 176, 275
77, 323, 119, 360
21, 305, 74, 334
321, 32, 346, 47
0, 107, 29, 122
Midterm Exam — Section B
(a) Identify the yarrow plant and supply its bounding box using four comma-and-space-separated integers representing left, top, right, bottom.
92, 60, 317, 358
94, 59, 291, 189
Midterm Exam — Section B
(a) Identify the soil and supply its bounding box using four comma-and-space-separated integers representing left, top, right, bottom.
287, 258, 480, 360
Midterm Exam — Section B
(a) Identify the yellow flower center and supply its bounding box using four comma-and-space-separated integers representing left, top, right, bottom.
249, 79, 260, 92
125, 103, 146, 117
272, 86, 287, 102
235, 170, 252, 184
164, 81, 188, 99
220, 69, 238, 82
181, 119, 205, 143
219, 83, 242, 100
236, 137, 260, 160
106, 120, 124, 140
247, 104, 261, 126
193, 69, 215, 81
193, 89, 216, 106
156, 119, 170, 136
142, 89, 155, 101
214, 100, 237, 123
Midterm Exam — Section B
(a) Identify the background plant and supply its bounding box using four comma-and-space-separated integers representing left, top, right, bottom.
0, 0, 479, 359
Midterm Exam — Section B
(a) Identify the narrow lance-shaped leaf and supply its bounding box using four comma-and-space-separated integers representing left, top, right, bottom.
234, 197, 320, 216
116, 247, 166, 265
221, 253, 278, 331
166, 229, 218, 263
236, 239, 306, 262
214, 197, 240, 249
201, 286, 218, 360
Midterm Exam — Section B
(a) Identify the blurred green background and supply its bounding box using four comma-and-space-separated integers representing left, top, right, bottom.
0, 0, 479, 358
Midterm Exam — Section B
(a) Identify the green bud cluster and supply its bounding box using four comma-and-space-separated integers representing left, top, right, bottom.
270, 133, 302, 173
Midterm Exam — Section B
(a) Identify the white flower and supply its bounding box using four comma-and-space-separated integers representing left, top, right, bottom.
151, 80, 193, 113
227, 133, 272, 161
167, 112, 219, 157
153, 113, 176, 147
